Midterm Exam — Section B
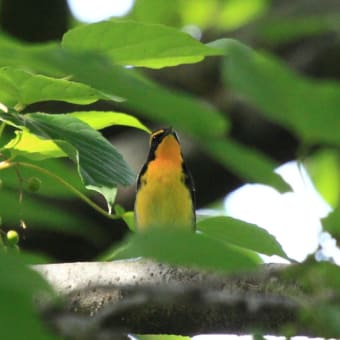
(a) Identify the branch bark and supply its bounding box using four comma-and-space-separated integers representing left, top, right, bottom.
32, 260, 320, 338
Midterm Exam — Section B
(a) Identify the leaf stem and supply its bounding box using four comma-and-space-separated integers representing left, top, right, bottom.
2, 161, 119, 220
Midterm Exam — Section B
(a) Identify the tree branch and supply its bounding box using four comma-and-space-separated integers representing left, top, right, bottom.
33, 260, 318, 338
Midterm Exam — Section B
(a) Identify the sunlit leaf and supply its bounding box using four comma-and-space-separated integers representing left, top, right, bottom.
0, 111, 135, 210
62, 20, 222, 69
113, 206, 136, 232
6, 130, 65, 160
305, 149, 340, 208
5, 111, 149, 161
69, 111, 150, 132
198, 216, 288, 258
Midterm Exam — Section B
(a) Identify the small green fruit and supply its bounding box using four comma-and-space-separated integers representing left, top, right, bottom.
27, 177, 41, 192
6, 230, 19, 246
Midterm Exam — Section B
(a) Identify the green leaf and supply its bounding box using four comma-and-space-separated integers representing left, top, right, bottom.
0, 36, 228, 138
217, 39, 340, 145
114, 205, 136, 232
87, 185, 117, 215
109, 229, 259, 272
305, 149, 340, 208
0, 252, 55, 340
203, 137, 290, 192
39, 48, 228, 138
197, 216, 288, 258
5, 111, 149, 161
122, 211, 136, 232
0, 66, 107, 108
0, 111, 135, 210
322, 208, 340, 243
62, 20, 222, 69
69, 111, 150, 132
27, 113, 135, 186
67, 62, 227, 138
5, 130, 66, 160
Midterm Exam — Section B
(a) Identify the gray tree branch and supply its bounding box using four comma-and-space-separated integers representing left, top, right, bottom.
32, 260, 323, 338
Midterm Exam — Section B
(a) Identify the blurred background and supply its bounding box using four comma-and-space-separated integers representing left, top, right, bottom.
1, 0, 339, 262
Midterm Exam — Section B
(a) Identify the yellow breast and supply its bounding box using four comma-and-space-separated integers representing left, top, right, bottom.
135, 157, 194, 231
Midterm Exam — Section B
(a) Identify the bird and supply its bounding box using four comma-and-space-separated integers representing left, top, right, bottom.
134, 127, 195, 231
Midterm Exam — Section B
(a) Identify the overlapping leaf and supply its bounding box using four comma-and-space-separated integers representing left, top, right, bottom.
110, 229, 260, 272
0, 32, 228, 138
5, 111, 148, 160
0, 67, 107, 108
0, 111, 135, 209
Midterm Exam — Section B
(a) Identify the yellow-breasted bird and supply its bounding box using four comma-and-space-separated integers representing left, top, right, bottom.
134, 127, 195, 231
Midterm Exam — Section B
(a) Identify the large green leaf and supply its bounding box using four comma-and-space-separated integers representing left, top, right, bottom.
109, 229, 259, 272
215, 39, 340, 145
0, 35, 228, 138
5, 111, 149, 161
0, 67, 107, 108
204, 137, 290, 192
62, 20, 222, 69
198, 216, 288, 258
0, 252, 55, 340
0, 111, 135, 209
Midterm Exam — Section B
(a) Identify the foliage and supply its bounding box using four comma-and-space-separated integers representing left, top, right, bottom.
0, 1, 339, 339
